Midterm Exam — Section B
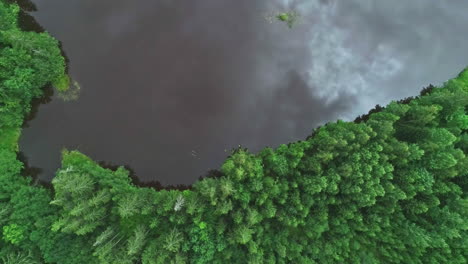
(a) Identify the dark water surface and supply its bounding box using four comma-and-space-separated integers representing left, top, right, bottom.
17, 0, 468, 185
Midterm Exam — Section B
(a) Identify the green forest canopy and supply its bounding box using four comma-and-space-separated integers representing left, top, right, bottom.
0, 1, 467, 263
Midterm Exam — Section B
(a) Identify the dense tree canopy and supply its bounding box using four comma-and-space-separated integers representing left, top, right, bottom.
0, 1, 467, 263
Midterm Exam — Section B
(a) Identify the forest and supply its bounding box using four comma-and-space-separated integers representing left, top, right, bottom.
0, 1, 467, 263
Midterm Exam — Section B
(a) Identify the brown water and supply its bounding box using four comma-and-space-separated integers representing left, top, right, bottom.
16, 0, 468, 186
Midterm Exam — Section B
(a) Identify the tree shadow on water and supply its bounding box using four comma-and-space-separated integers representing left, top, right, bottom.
22, 84, 54, 129
96, 160, 193, 191
97, 160, 227, 192
16, 151, 54, 191
7, 0, 71, 74
5, 0, 44, 33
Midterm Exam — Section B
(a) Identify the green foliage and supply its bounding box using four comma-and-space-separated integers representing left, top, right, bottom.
0, 1, 19, 31
52, 73, 70, 92
126, 225, 149, 256
31, 226, 99, 264
164, 227, 184, 253
0, 127, 20, 151
50, 168, 105, 235
0, 1, 66, 131
2, 223, 25, 245
181, 221, 226, 264
117, 190, 140, 219
265, 10, 301, 29
276, 13, 289, 21
0, 249, 41, 264
91, 224, 136, 263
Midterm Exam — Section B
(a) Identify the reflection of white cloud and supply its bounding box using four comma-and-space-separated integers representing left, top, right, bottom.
369, 44, 403, 80
266, 0, 468, 124
300, 2, 403, 107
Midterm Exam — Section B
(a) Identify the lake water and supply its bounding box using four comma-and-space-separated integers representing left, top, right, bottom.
17, 0, 468, 186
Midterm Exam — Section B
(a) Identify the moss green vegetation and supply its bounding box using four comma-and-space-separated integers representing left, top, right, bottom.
275, 11, 300, 28
52, 73, 70, 92
57, 79, 81, 102
264, 10, 301, 29
1, 1, 467, 263
276, 13, 289, 22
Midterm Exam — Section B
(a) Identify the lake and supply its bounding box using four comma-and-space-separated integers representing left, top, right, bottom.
17, 0, 468, 186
